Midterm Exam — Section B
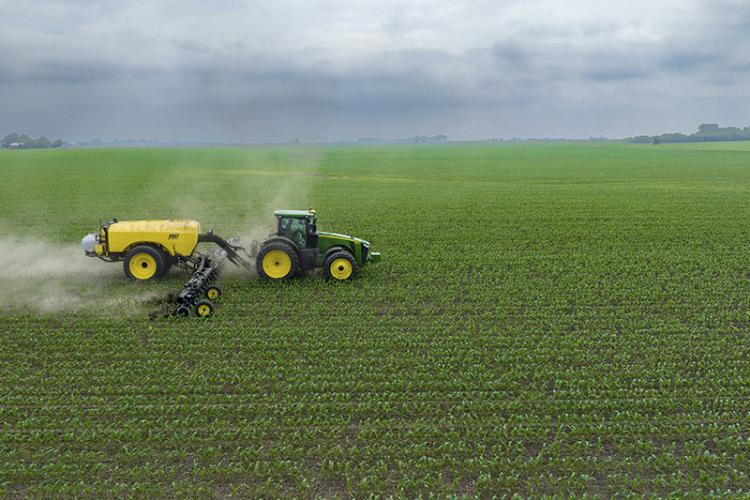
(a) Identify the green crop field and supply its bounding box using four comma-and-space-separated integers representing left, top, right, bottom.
1, 142, 750, 497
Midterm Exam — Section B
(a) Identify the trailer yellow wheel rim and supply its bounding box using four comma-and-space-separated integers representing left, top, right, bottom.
262, 249, 292, 279
129, 253, 157, 280
207, 288, 220, 300
196, 304, 212, 317
330, 258, 353, 280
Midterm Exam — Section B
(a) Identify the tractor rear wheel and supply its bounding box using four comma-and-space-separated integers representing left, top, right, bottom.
324, 250, 359, 281
124, 245, 167, 281
256, 241, 299, 280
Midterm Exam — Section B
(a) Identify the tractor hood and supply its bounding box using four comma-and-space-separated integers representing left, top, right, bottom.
318, 231, 368, 245
318, 231, 381, 263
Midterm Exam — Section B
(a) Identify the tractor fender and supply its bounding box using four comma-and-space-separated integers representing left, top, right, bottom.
260, 236, 300, 256
322, 245, 354, 263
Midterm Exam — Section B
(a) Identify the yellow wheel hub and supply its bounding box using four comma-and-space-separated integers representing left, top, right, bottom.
207, 288, 220, 300
330, 257, 353, 280
129, 253, 157, 280
196, 304, 212, 317
262, 249, 292, 279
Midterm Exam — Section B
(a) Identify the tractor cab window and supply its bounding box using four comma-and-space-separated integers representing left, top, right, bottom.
278, 217, 308, 247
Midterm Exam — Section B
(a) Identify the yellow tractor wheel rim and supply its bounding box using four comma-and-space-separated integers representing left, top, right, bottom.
196, 304, 211, 317
129, 253, 157, 280
207, 288, 220, 300
262, 249, 292, 279
330, 257, 353, 280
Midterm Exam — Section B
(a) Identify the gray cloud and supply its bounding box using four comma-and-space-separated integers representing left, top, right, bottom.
587, 68, 646, 82
660, 53, 723, 73
1, 0, 749, 142
2, 61, 123, 84
491, 40, 531, 69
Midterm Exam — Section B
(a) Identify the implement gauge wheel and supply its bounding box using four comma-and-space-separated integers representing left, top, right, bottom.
206, 285, 222, 300
195, 300, 214, 318
256, 241, 299, 281
124, 245, 167, 281
325, 250, 359, 281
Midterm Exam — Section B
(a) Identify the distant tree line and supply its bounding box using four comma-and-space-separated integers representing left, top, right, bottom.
629, 124, 750, 145
2, 133, 64, 149
357, 134, 448, 145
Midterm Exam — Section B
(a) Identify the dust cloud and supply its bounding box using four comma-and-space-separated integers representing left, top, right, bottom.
0, 148, 325, 314
206, 149, 324, 275
229, 150, 322, 238
0, 236, 159, 315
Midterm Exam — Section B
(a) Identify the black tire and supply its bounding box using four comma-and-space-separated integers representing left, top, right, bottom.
195, 300, 214, 318
324, 250, 359, 281
256, 241, 300, 281
206, 284, 222, 301
175, 305, 191, 317
163, 258, 174, 276
123, 245, 167, 281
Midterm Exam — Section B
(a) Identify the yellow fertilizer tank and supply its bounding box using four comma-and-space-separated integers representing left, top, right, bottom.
106, 220, 201, 256
82, 219, 203, 281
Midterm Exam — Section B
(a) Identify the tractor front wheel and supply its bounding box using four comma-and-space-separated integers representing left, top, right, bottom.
256, 242, 300, 280
124, 245, 167, 281
325, 250, 359, 281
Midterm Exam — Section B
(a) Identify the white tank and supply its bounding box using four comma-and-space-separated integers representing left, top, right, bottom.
81, 233, 97, 256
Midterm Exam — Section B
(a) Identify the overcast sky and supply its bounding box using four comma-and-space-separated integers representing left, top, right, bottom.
1, 0, 749, 142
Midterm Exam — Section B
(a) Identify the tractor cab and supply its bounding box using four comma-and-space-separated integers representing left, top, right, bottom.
274, 209, 318, 249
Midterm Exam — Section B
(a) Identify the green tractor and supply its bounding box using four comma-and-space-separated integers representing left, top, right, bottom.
256, 209, 381, 281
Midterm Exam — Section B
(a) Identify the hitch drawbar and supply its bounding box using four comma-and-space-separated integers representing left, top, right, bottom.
198, 232, 255, 273
174, 233, 255, 318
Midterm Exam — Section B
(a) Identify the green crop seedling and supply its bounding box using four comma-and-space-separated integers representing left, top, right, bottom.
1, 142, 750, 496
